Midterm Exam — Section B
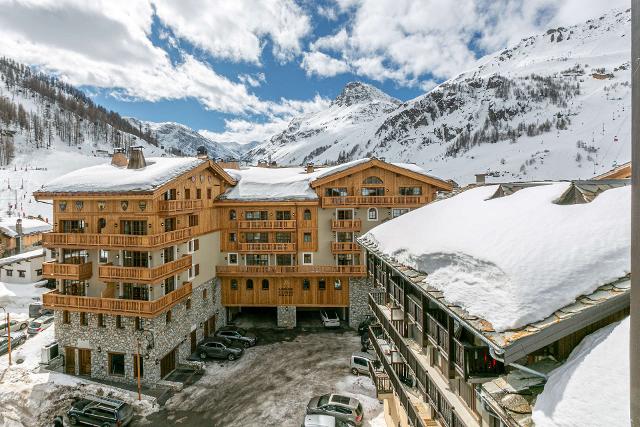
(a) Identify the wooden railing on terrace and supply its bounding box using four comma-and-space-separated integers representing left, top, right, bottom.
237, 220, 296, 229
42, 282, 192, 317
331, 219, 362, 231
216, 264, 366, 277
331, 242, 361, 253
426, 313, 449, 354
322, 195, 428, 207
98, 255, 192, 283
43, 261, 93, 280
236, 242, 297, 252
158, 199, 203, 213
42, 228, 194, 249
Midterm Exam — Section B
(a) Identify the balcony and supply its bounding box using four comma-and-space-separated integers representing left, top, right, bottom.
452, 338, 504, 381
42, 228, 194, 249
237, 220, 296, 230
216, 264, 367, 277
98, 255, 192, 284
43, 261, 93, 280
331, 219, 362, 231
426, 313, 449, 354
331, 241, 361, 253
236, 242, 296, 253
158, 199, 203, 213
43, 282, 192, 317
321, 195, 428, 208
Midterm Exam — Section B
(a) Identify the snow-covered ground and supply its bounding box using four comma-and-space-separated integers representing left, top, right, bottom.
0, 281, 47, 317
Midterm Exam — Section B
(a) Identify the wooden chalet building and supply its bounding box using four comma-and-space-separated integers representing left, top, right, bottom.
34, 149, 452, 383
357, 180, 630, 427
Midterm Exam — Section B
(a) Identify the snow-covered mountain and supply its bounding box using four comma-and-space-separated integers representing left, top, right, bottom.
248, 8, 631, 184
126, 118, 243, 160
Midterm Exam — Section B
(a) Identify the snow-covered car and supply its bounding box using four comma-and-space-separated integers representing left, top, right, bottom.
306, 394, 363, 426
320, 311, 340, 328
214, 326, 257, 348
303, 414, 352, 427
27, 314, 54, 335
0, 331, 27, 354
0, 318, 30, 335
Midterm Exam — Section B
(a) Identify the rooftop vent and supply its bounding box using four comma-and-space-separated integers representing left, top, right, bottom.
111, 148, 128, 167
127, 146, 146, 169
475, 173, 487, 186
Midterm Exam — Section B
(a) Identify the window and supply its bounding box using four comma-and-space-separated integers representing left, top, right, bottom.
245, 232, 268, 243
367, 208, 378, 221
164, 217, 176, 232
275, 210, 291, 220
399, 186, 422, 195
229, 209, 237, 220
97, 313, 105, 327
166, 310, 172, 324
116, 315, 123, 329
337, 254, 355, 265
189, 214, 199, 227
62, 280, 86, 296
63, 311, 70, 324
99, 249, 109, 263
325, 187, 348, 197
229, 232, 237, 242
196, 188, 202, 199
164, 188, 177, 200
318, 279, 326, 290
275, 232, 292, 243
302, 253, 313, 265
194, 264, 200, 276
123, 251, 149, 267
184, 188, 191, 199
109, 353, 125, 376
361, 187, 385, 196
134, 317, 143, 331
276, 254, 293, 266
36, 268, 43, 276
245, 210, 268, 220
334, 279, 342, 290
60, 219, 85, 233
231, 279, 238, 290
363, 176, 383, 184
302, 279, 310, 290
194, 239, 200, 251
228, 253, 238, 265
303, 232, 312, 243
336, 209, 353, 220
80, 312, 87, 326
165, 277, 176, 293
186, 298, 192, 310
18, 270, 25, 278
303, 209, 312, 220
5, 269, 11, 277
246, 254, 269, 266
203, 288, 208, 299
120, 220, 147, 235
246, 279, 254, 290
392, 208, 410, 218
123, 283, 149, 301
337, 232, 353, 242
207, 188, 212, 199
262, 279, 269, 290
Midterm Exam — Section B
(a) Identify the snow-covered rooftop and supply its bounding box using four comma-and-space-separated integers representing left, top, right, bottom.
39, 157, 205, 194
362, 182, 630, 332
0, 217, 51, 238
0, 248, 46, 267
532, 317, 630, 427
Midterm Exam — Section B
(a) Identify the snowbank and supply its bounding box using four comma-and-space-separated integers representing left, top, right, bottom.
364, 183, 630, 331
40, 157, 204, 193
0, 281, 48, 316
532, 317, 630, 427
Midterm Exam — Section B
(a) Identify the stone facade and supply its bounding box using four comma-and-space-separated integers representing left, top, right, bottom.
276, 305, 296, 328
348, 276, 373, 328
54, 278, 225, 385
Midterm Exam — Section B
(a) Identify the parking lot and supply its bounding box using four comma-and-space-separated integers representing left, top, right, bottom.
139, 323, 385, 427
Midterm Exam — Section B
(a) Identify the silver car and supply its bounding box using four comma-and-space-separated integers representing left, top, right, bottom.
306, 394, 363, 426
350, 352, 376, 375
27, 315, 54, 335
0, 331, 27, 354
0, 318, 30, 335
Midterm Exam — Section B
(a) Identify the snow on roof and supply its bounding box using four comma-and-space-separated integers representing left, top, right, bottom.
0, 248, 46, 267
40, 157, 205, 194
362, 182, 630, 332
532, 317, 630, 427
0, 217, 51, 238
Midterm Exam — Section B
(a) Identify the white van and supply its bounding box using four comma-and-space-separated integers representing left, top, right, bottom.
350, 351, 376, 375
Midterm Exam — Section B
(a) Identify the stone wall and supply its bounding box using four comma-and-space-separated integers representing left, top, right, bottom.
348, 276, 373, 328
276, 305, 296, 328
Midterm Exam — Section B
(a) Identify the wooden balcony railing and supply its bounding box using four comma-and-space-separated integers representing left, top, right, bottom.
331, 219, 362, 231
452, 338, 503, 381
42, 228, 194, 249
331, 241, 361, 253
43, 261, 93, 280
43, 282, 192, 317
237, 220, 296, 230
216, 264, 367, 277
236, 242, 296, 252
426, 313, 449, 353
158, 199, 203, 213
322, 195, 428, 207
298, 220, 316, 229
98, 255, 192, 284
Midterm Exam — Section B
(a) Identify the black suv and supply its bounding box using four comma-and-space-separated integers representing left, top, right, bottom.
67, 395, 133, 426
214, 326, 257, 348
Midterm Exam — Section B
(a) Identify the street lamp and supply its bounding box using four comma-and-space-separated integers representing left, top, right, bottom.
0, 306, 10, 366
135, 329, 154, 401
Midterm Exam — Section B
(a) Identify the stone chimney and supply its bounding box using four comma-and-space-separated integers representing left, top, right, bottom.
111, 148, 128, 167
127, 146, 147, 169
306, 162, 315, 173
196, 146, 208, 160
475, 173, 487, 186
15, 218, 23, 254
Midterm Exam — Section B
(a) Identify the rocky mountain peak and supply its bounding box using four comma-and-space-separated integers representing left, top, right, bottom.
331, 81, 400, 107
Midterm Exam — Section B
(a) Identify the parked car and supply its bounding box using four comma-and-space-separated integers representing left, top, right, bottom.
350, 352, 376, 376
67, 395, 134, 427
29, 302, 52, 319
27, 315, 54, 335
306, 394, 364, 426
0, 331, 27, 354
197, 337, 244, 361
320, 310, 340, 328
357, 315, 376, 336
214, 326, 257, 348
302, 414, 352, 427
0, 318, 29, 335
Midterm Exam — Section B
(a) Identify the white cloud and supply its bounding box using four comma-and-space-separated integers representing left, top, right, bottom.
238, 72, 266, 88
317, 5, 339, 21
301, 51, 350, 77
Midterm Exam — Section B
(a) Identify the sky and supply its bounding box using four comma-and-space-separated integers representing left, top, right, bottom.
0, 0, 630, 145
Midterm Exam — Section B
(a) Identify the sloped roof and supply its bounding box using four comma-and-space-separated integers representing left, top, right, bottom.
0, 217, 52, 238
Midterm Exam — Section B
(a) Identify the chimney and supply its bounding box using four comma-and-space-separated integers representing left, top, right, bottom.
127, 146, 147, 169
475, 173, 486, 186
111, 148, 128, 167
196, 146, 208, 160
15, 218, 22, 254
216, 158, 240, 170
306, 162, 315, 173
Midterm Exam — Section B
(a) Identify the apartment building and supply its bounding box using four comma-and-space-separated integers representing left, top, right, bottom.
357, 180, 630, 427
34, 149, 452, 383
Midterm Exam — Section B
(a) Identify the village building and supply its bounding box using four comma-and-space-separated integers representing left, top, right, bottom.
0, 216, 52, 257
357, 180, 630, 427
33, 149, 452, 383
